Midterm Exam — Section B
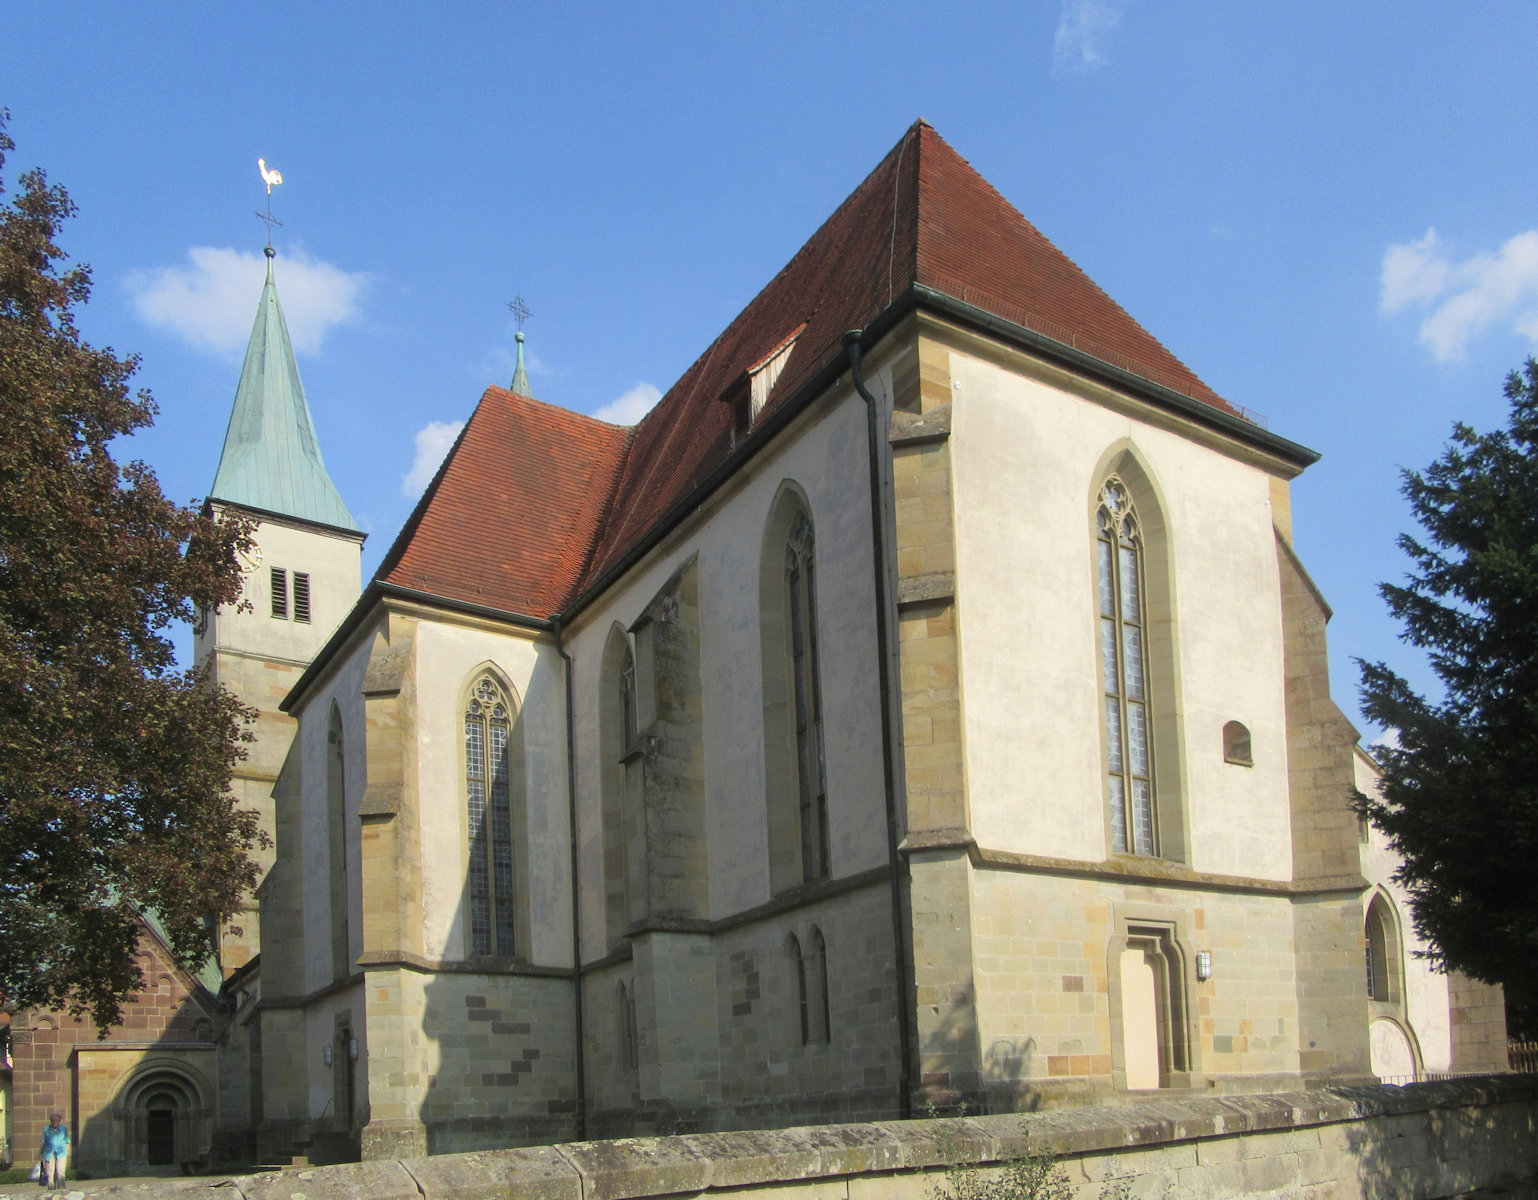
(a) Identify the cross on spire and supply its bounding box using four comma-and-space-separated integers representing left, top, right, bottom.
255, 207, 285, 247
256, 157, 285, 249
506, 296, 533, 395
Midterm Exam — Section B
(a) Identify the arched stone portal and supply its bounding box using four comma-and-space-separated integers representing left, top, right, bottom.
115, 1062, 211, 1172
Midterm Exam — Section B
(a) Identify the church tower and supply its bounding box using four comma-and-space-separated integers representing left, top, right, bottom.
196, 244, 364, 975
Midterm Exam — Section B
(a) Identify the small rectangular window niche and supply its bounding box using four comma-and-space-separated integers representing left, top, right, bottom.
271, 567, 289, 619
293, 572, 311, 623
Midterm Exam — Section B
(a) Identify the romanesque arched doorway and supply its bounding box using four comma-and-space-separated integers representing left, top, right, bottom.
117, 1063, 210, 1172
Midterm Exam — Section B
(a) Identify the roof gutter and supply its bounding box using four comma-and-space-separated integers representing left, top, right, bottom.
202, 497, 366, 542
286, 278, 1322, 712
561, 296, 916, 620
552, 615, 587, 1140
280, 581, 555, 714
908, 283, 1321, 470
843, 329, 915, 1119
285, 277, 1317, 709
561, 284, 1316, 628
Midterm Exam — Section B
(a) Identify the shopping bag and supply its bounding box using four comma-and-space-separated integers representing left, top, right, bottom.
27, 1161, 41, 1182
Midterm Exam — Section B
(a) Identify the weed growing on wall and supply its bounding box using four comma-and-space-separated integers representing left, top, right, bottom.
928, 1152, 1074, 1200
921, 1103, 1132, 1200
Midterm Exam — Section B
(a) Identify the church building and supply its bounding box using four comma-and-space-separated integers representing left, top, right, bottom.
13, 120, 1508, 1177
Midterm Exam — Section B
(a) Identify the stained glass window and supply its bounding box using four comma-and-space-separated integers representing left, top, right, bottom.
786, 513, 829, 882
466, 676, 514, 956
1098, 479, 1156, 856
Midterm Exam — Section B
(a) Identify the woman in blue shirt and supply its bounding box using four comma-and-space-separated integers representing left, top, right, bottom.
39, 1111, 70, 1188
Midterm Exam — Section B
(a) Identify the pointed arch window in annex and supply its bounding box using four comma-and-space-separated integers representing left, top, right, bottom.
466, 675, 515, 956
327, 705, 350, 980
1365, 893, 1402, 1005
1098, 477, 1157, 856
786, 511, 830, 882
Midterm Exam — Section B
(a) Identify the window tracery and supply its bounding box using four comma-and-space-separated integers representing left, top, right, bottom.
1098, 477, 1156, 855
786, 512, 829, 881
466, 675, 515, 956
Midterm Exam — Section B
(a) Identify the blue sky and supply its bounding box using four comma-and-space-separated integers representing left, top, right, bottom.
5, 2, 1537, 736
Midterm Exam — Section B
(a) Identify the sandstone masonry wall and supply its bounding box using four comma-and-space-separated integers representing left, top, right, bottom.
81, 1077, 1538, 1200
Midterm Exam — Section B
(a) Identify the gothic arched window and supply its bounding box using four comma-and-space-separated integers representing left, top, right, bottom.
790, 926, 832, 1046
617, 980, 638, 1072
600, 628, 643, 945
327, 704, 350, 980
466, 675, 515, 957
1098, 477, 1157, 856
786, 512, 829, 882
762, 489, 831, 892
1366, 893, 1402, 1005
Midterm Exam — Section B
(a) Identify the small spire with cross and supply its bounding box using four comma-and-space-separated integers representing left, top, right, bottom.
507, 295, 533, 395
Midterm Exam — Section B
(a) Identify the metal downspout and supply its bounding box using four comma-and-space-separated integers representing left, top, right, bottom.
843, 329, 915, 1118
554, 617, 587, 1139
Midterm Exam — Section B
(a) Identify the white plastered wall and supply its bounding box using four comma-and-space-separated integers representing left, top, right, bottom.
1355, 748, 1452, 1073
566, 385, 887, 962
410, 621, 571, 966
948, 351, 1294, 880
290, 612, 574, 971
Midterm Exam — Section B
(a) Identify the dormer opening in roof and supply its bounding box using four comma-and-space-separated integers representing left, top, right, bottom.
748, 322, 806, 423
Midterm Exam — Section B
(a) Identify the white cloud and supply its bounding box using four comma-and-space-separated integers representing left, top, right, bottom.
1380, 227, 1538, 361
1380, 229, 1452, 314
474, 346, 518, 385
1053, 0, 1132, 74
473, 345, 560, 390
590, 382, 662, 426
127, 246, 368, 356
401, 420, 465, 498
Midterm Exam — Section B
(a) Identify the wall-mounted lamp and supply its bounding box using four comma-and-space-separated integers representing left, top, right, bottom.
322, 1044, 333, 1066
1195, 951, 1213, 982
349, 1037, 360, 1061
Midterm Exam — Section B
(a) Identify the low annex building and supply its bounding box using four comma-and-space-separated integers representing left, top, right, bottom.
6, 917, 226, 1176
7, 121, 1508, 1176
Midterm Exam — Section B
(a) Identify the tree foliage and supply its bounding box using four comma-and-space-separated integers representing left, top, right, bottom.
1357, 359, 1538, 1003
0, 116, 258, 1027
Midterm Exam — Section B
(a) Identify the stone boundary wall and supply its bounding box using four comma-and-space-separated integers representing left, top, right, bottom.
43, 1077, 1538, 1200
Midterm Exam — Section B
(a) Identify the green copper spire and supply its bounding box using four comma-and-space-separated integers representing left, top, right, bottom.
511, 330, 532, 396
209, 248, 359, 531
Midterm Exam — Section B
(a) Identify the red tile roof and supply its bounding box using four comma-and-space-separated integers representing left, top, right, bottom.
912, 126, 1232, 411
376, 387, 630, 617
377, 121, 1247, 620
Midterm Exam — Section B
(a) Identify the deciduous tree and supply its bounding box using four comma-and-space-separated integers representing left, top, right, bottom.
1357, 359, 1538, 1008
0, 116, 258, 1027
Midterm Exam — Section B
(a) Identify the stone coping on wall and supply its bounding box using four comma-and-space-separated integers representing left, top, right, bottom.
37, 1076, 1538, 1200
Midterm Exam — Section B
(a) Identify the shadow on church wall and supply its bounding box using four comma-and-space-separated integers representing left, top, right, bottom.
413, 654, 580, 1157
1347, 1080, 1534, 1200
918, 978, 1046, 1117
